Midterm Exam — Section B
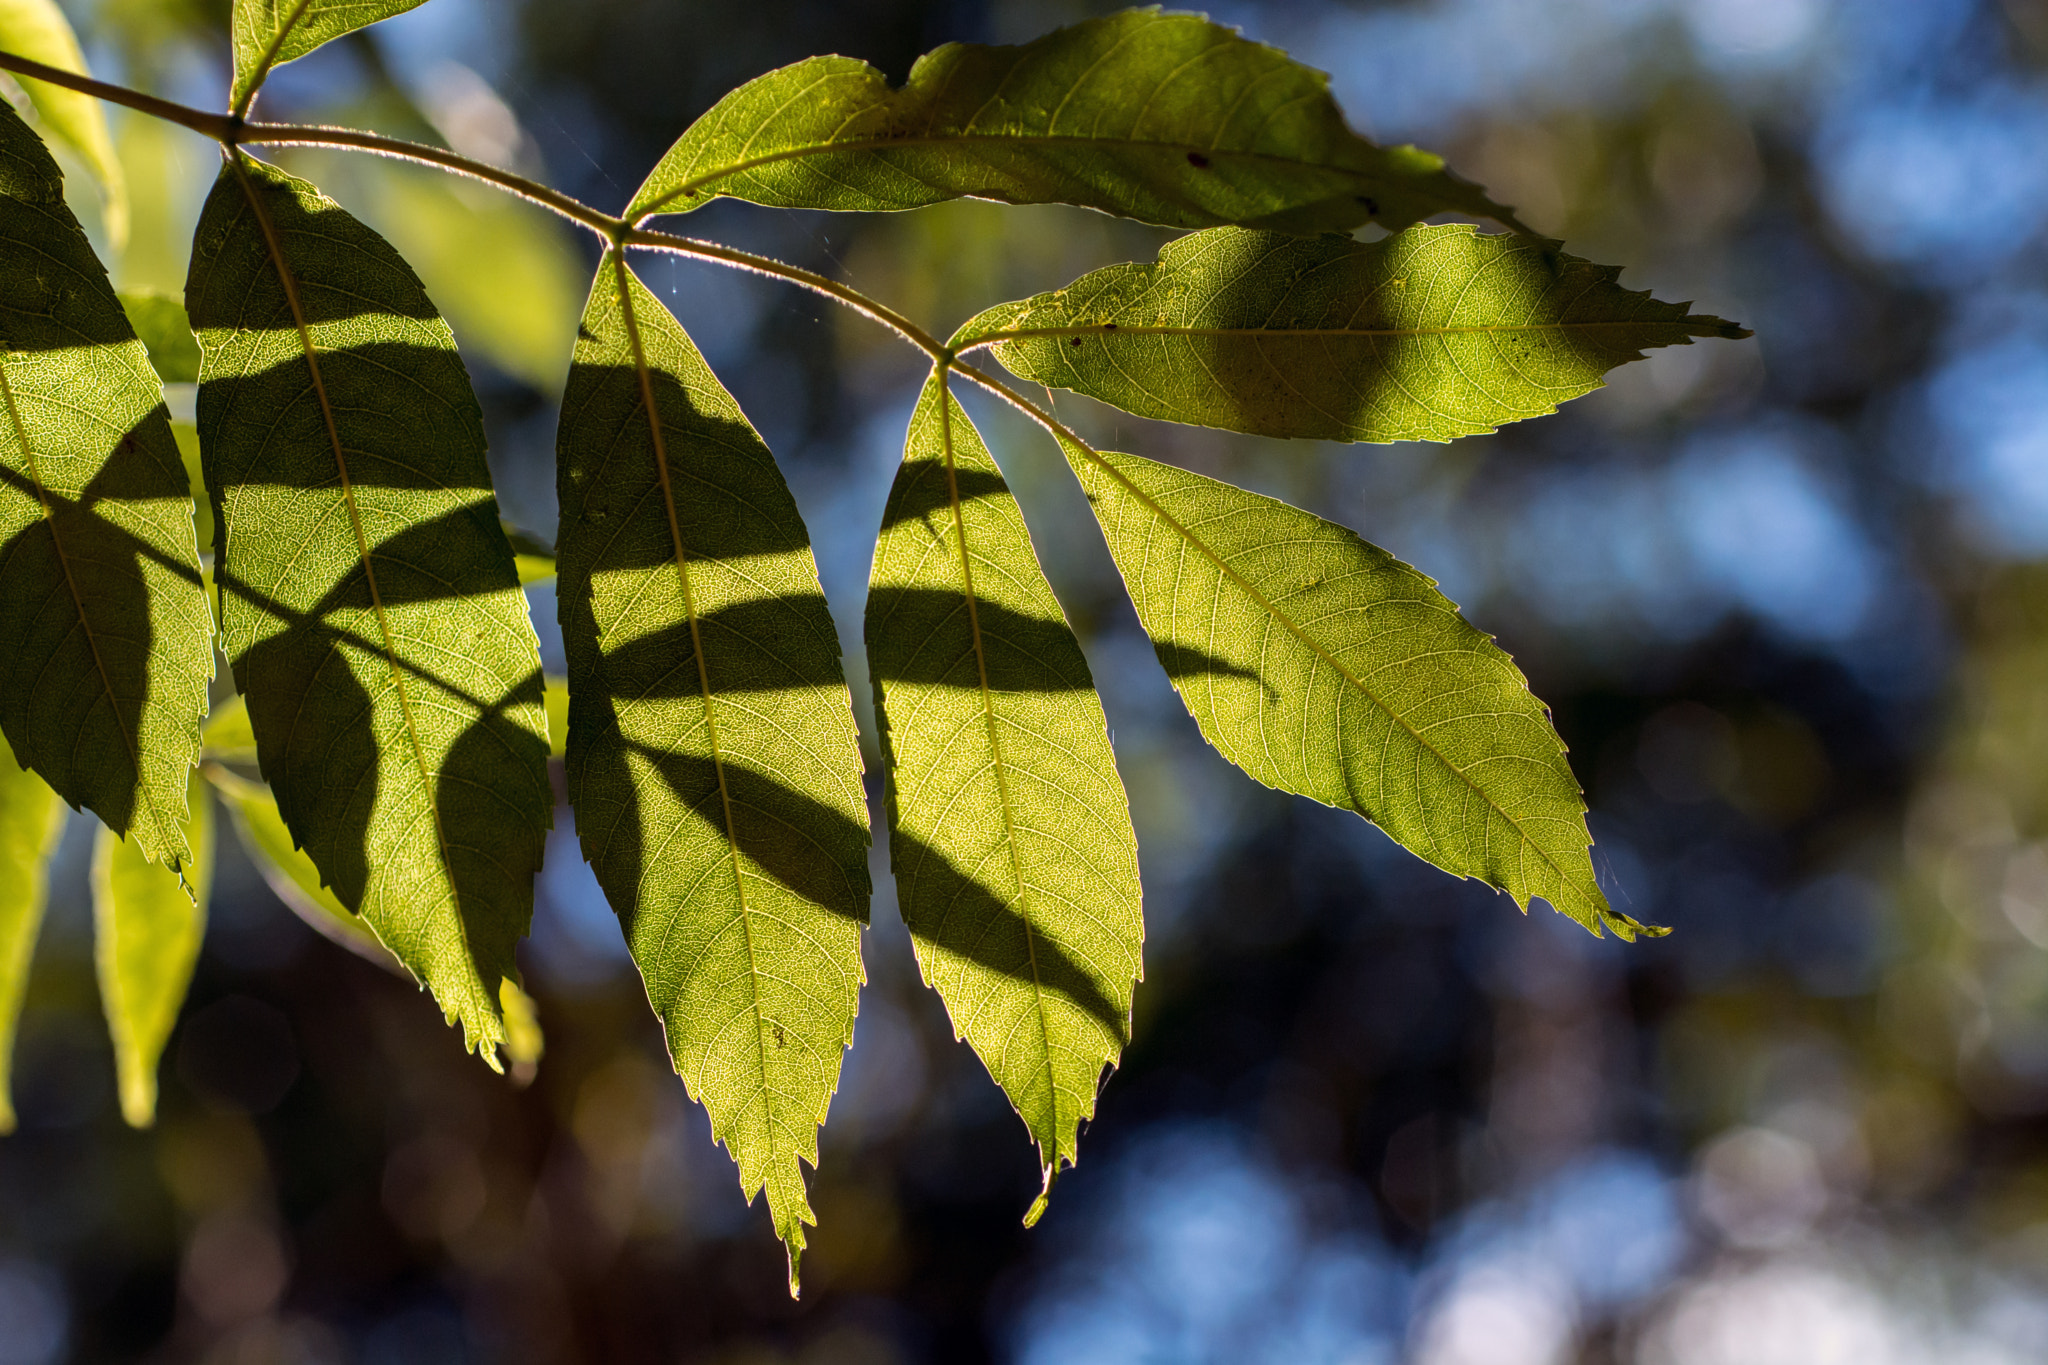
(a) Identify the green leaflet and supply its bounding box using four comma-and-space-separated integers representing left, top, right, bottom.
555, 251, 868, 1293
626, 9, 1520, 236
229, 0, 431, 115
957, 224, 1750, 444
119, 291, 201, 384
867, 369, 1142, 1219
1066, 439, 1657, 939
94, 766, 213, 1126
185, 152, 551, 1064
0, 0, 127, 245
0, 99, 211, 872
0, 747, 64, 1133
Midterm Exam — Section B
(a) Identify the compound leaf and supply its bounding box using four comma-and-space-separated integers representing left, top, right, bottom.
628, 8, 1519, 236
93, 765, 212, 1127
0, 0, 127, 245
556, 251, 868, 1294
230, 0, 431, 115
0, 747, 65, 1133
957, 224, 1750, 444
185, 152, 551, 1065
867, 369, 1141, 1218
1066, 438, 1657, 939
0, 99, 210, 873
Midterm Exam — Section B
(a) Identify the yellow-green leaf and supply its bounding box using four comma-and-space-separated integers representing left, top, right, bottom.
956, 224, 1749, 444
0, 98, 210, 873
1066, 438, 1659, 939
229, 0, 431, 116
556, 251, 869, 1294
118, 290, 200, 383
866, 369, 1142, 1218
627, 9, 1521, 236
203, 761, 399, 969
0, 745, 64, 1133
93, 766, 213, 1127
184, 152, 552, 1065
0, 0, 127, 246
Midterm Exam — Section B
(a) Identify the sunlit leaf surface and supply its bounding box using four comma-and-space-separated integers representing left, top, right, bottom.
628, 10, 1519, 235
556, 251, 868, 1292
185, 152, 551, 1064
0, 0, 127, 244
867, 370, 1142, 1217
0, 748, 64, 1133
959, 224, 1748, 443
0, 100, 210, 872
93, 766, 212, 1126
229, 0, 430, 113
1067, 439, 1656, 939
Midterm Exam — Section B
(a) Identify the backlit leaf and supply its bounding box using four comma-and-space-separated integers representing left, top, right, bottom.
555, 250, 868, 1292
867, 368, 1142, 1219
627, 9, 1520, 236
118, 291, 200, 383
0, 99, 211, 872
1065, 438, 1658, 939
185, 152, 551, 1065
230, 0, 431, 115
0, 0, 127, 245
93, 766, 212, 1127
957, 224, 1749, 444
0, 747, 64, 1134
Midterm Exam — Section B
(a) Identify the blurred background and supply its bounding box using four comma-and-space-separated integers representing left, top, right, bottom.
6, 0, 2048, 1360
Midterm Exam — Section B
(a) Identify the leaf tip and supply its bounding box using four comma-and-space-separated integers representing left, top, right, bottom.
1023, 1163, 1057, 1228
785, 1243, 803, 1300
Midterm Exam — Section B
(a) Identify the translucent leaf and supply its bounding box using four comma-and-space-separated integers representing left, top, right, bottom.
0, 0, 127, 246
956, 224, 1750, 444
229, 0, 431, 115
0, 99, 211, 872
867, 369, 1142, 1219
555, 251, 868, 1292
0, 746, 64, 1134
185, 152, 552, 1065
1066, 439, 1659, 939
118, 290, 200, 383
627, 9, 1519, 236
93, 766, 213, 1127
202, 759, 399, 971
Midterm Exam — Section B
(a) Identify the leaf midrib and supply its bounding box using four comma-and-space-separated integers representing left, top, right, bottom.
960, 318, 1724, 348
237, 0, 317, 116
610, 251, 782, 1147
0, 348, 179, 872
1069, 435, 1591, 907
930, 368, 1061, 1158
228, 153, 467, 952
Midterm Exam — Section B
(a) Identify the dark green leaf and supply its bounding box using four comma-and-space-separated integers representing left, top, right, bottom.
867, 369, 1142, 1221
184, 152, 552, 1065
1066, 438, 1657, 939
0, 0, 126, 244
0, 746, 64, 1134
556, 251, 868, 1292
93, 765, 212, 1126
0, 99, 211, 873
627, 9, 1521, 235
957, 224, 1749, 443
230, 0, 431, 115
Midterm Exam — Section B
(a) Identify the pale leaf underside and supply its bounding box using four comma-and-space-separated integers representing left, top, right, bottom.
867, 370, 1142, 1213
628, 9, 1523, 236
185, 152, 551, 1062
959, 224, 1749, 444
556, 251, 868, 1293
0, 100, 210, 873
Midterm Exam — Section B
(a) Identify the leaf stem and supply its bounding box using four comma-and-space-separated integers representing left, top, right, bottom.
0, 48, 955, 362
